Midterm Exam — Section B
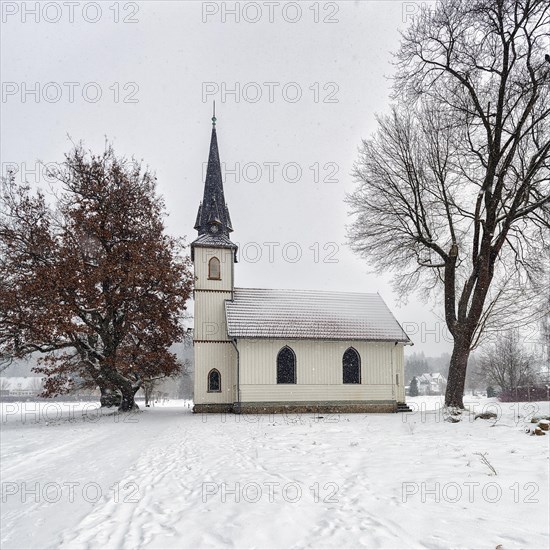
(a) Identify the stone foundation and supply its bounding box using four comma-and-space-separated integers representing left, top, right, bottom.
193, 403, 234, 414
194, 401, 397, 414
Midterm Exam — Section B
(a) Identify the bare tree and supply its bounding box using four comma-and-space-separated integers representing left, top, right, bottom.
464, 353, 487, 393
539, 270, 550, 367
479, 330, 535, 391
348, 0, 550, 408
536, 278, 550, 385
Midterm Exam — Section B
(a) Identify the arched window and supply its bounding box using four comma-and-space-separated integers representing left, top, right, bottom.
208, 369, 221, 392
343, 347, 361, 384
277, 346, 296, 384
208, 257, 221, 280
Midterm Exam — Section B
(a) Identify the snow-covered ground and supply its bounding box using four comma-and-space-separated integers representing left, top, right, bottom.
1, 396, 548, 550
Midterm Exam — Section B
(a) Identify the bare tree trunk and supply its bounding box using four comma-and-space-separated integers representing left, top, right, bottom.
445, 332, 473, 408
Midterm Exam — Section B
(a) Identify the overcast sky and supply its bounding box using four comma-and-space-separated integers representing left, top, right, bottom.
1, 0, 453, 356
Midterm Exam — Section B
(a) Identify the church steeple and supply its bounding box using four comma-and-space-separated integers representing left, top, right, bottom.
191, 110, 237, 260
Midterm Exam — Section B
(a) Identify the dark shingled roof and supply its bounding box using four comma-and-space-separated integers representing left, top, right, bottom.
192, 233, 238, 249
191, 121, 237, 259
225, 288, 411, 342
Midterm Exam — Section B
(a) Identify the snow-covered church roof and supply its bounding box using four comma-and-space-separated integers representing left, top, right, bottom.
225, 287, 411, 342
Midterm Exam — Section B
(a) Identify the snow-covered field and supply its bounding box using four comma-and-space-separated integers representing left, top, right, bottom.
1, 396, 548, 550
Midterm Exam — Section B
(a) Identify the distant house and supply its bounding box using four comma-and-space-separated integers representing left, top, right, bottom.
416, 373, 447, 395
0, 377, 44, 398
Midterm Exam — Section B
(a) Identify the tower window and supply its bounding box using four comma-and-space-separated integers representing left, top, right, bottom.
208, 369, 221, 392
208, 257, 221, 280
343, 347, 361, 384
277, 346, 296, 384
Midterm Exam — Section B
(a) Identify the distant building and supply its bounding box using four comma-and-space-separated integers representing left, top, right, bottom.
0, 377, 44, 397
415, 373, 447, 395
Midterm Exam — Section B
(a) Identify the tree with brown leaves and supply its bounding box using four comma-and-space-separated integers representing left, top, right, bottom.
0, 145, 193, 411
348, 0, 550, 408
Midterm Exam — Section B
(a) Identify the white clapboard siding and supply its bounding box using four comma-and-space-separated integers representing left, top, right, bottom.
240, 384, 394, 402
395, 348, 406, 402
193, 247, 234, 292
194, 342, 236, 404
193, 247, 409, 406
194, 290, 231, 340
238, 338, 405, 403
193, 246, 235, 404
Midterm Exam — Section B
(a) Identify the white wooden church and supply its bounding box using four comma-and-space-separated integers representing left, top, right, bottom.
191, 116, 411, 414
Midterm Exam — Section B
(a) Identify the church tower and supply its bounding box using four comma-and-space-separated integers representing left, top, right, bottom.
191, 112, 238, 413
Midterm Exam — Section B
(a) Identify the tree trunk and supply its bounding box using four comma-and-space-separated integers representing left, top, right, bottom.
118, 380, 139, 412
99, 383, 121, 408
444, 333, 472, 408
99, 367, 140, 412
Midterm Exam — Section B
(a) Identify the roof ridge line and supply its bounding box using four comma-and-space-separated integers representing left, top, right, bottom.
234, 286, 380, 296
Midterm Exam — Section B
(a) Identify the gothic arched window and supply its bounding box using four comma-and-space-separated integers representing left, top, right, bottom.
208, 257, 221, 280
343, 347, 361, 384
208, 369, 221, 392
277, 346, 296, 384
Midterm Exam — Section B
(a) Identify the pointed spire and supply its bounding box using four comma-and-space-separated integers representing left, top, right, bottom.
194, 118, 232, 236
191, 109, 237, 259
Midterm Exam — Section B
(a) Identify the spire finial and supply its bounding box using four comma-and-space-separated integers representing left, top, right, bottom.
212, 101, 216, 126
